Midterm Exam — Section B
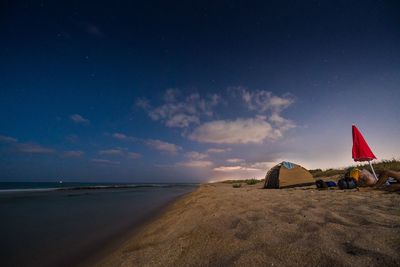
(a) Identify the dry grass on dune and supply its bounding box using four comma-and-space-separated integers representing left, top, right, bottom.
310, 159, 400, 178
98, 183, 400, 267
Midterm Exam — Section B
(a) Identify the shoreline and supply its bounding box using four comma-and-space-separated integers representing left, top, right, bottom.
97, 183, 400, 266
78, 188, 197, 267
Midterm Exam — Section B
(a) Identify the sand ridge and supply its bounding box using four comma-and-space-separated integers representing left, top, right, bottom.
98, 183, 400, 267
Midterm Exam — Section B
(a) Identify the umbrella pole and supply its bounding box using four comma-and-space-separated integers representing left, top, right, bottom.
368, 161, 378, 181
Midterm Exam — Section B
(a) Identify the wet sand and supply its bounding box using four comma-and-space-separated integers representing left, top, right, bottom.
97, 183, 400, 266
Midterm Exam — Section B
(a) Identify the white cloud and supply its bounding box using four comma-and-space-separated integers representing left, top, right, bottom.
112, 133, 127, 140
211, 165, 262, 182
213, 166, 258, 172
0, 135, 17, 143
177, 160, 213, 168
99, 149, 124, 156
112, 133, 137, 142
240, 88, 294, 112
269, 95, 293, 111
91, 159, 120, 165
70, 114, 90, 124
185, 151, 208, 160
270, 112, 288, 124
177, 151, 213, 168
226, 158, 244, 163
207, 147, 232, 153
189, 117, 275, 144
269, 113, 296, 131
128, 152, 142, 159
210, 160, 278, 182
135, 98, 151, 109
165, 114, 199, 128
137, 90, 220, 128
214, 161, 277, 172
98, 147, 141, 159
136, 88, 296, 146
269, 113, 296, 138
0, 135, 56, 154
247, 161, 278, 170
17, 143, 55, 154
64, 150, 84, 157
145, 139, 182, 154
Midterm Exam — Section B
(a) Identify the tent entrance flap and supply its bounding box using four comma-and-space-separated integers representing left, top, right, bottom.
265, 166, 280, 188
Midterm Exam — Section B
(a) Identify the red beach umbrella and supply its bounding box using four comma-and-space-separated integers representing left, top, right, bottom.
352, 125, 376, 161
352, 124, 378, 179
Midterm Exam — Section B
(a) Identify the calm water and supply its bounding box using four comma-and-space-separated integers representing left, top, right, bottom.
0, 182, 197, 267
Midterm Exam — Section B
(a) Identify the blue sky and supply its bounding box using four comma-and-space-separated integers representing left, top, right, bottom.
0, 1, 399, 182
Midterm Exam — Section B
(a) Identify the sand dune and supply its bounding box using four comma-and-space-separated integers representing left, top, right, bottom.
97, 183, 400, 266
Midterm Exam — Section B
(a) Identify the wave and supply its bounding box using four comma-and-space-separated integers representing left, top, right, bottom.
0, 188, 60, 193
0, 183, 198, 194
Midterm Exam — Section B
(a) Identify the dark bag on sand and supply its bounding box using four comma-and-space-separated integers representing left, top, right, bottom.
338, 178, 357, 189
316, 179, 328, 189
326, 181, 337, 187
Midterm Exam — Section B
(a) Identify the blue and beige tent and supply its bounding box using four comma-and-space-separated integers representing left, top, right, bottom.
264, 161, 315, 189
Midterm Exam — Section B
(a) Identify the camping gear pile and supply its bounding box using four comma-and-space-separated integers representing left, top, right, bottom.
315, 179, 336, 189
315, 168, 360, 190
337, 168, 360, 189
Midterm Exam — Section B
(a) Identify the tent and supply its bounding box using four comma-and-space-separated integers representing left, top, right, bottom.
264, 161, 315, 189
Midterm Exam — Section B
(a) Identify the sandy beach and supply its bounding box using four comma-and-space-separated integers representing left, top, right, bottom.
96, 183, 400, 267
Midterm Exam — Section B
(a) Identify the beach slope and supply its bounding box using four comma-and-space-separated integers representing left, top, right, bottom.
98, 183, 400, 266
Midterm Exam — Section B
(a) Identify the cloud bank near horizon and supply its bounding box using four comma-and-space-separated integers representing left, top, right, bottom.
137, 88, 295, 145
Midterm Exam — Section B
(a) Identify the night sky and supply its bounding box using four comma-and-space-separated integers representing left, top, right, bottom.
1, 1, 399, 182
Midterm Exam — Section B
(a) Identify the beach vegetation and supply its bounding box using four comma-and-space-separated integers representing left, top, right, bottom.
245, 178, 260, 185
223, 179, 262, 185
310, 159, 400, 178
232, 183, 242, 188
309, 168, 345, 178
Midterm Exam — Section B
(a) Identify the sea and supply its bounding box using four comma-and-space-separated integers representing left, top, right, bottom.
0, 182, 197, 267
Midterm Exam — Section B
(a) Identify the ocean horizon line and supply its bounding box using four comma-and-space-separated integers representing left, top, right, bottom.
0, 181, 200, 194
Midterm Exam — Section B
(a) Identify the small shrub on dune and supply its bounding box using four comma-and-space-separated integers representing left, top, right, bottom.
223, 179, 261, 184
245, 178, 260, 185
232, 183, 242, 188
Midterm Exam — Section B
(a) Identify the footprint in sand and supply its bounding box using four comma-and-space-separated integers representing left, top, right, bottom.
229, 218, 241, 229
